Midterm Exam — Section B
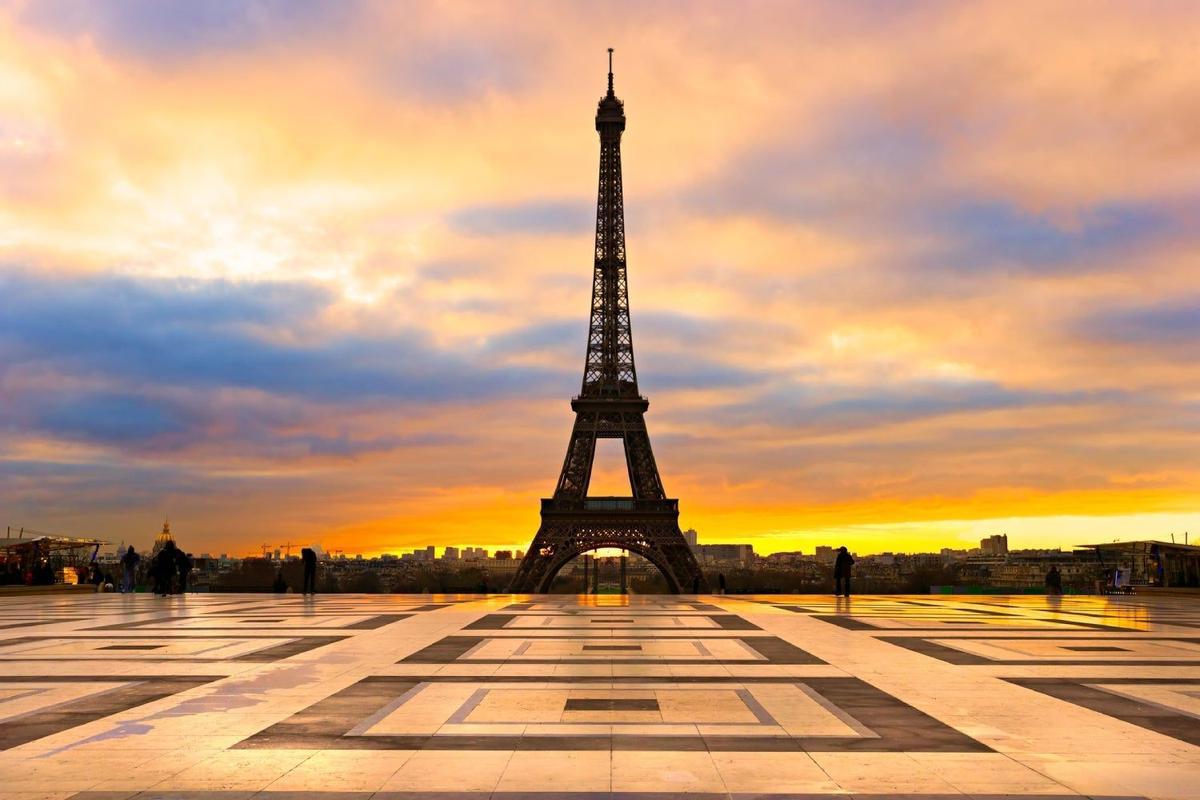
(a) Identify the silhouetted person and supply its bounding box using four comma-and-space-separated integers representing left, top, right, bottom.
121, 545, 140, 593
1045, 565, 1063, 596
176, 550, 193, 593
153, 541, 177, 596
834, 546, 854, 596
301, 547, 317, 595
692, 575, 700, 594
273, 569, 288, 593
718, 572, 726, 595
89, 563, 103, 590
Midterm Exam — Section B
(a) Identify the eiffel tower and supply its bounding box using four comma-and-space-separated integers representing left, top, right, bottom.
509, 50, 707, 594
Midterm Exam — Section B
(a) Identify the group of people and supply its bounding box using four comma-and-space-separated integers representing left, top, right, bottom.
0, 558, 56, 585
0, 562, 29, 585
138, 541, 194, 596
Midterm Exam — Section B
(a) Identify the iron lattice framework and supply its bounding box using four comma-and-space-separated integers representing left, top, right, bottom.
509, 51, 707, 594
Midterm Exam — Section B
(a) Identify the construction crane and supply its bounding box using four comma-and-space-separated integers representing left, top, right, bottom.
278, 542, 298, 559
260, 543, 272, 559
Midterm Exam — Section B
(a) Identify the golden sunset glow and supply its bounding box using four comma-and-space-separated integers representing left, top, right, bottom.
2, 1, 1198, 557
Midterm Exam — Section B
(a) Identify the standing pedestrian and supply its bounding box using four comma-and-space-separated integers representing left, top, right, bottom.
1045, 565, 1063, 596
834, 546, 854, 597
301, 547, 317, 595
121, 545, 140, 593
717, 572, 726, 595
153, 541, 177, 596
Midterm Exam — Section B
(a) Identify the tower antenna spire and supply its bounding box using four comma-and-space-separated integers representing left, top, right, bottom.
607, 47, 614, 94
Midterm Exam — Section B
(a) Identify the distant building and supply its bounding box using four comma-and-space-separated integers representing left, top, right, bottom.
814, 546, 835, 565
1080, 540, 1200, 588
980, 534, 1008, 555
494, 550, 513, 560
151, 519, 175, 557
424, 545, 436, 561
683, 529, 698, 548
697, 544, 754, 566
443, 546, 459, 561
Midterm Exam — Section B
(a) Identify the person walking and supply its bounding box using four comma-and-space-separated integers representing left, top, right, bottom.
120, 545, 140, 593
717, 572, 726, 595
1045, 565, 1063, 596
301, 547, 317, 595
834, 546, 855, 597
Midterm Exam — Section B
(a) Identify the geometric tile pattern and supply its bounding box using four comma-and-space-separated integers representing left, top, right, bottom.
0, 592, 1194, 798
878, 634, 1200, 665
235, 674, 986, 752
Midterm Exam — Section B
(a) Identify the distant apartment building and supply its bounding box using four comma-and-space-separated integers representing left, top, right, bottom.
980, 534, 1008, 555
443, 546, 459, 560
697, 543, 755, 566
940, 548, 970, 564
683, 528, 698, 549
814, 546, 836, 566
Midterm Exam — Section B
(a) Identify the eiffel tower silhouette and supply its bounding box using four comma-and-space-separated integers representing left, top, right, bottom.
509, 50, 707, 594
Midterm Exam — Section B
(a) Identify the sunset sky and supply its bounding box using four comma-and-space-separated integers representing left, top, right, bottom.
2, 1, 1198, 558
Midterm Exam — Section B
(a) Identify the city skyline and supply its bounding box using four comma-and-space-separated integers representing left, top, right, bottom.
3, 2, 1199, 558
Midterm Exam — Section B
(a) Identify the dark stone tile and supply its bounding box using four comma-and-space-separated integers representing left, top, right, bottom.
739, 637, 826, 664
398, 636, 484, 663
814, 615, 878, 630
582, 644, 643, 651
98, 644, 166, 650
463, 613, 516, 630
565, 698, 659, 711
343, 614, 413, 629
1061, 645, 1129, 652
711, 614, 762, 630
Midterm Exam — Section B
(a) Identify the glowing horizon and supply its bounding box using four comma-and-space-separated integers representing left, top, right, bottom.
2, 2, 1198, 560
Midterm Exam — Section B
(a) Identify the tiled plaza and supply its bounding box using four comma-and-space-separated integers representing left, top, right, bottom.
0, 593, 1197, 799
